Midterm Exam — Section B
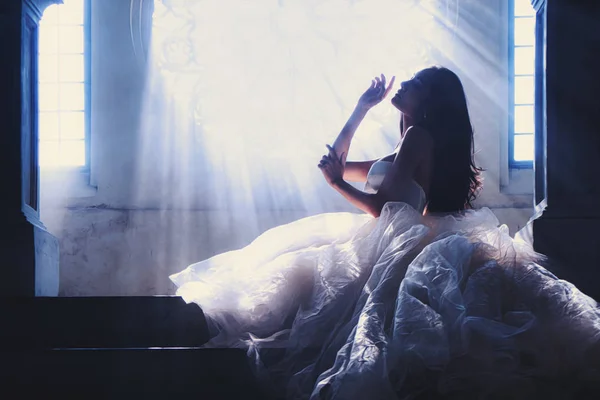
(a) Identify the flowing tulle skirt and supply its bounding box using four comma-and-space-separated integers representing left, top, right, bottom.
170, 203, 600, 399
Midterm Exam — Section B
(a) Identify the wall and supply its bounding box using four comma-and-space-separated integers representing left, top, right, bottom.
40, 0, 534, 297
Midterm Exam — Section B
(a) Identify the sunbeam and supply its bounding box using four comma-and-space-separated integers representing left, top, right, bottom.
133, 0, 456, 219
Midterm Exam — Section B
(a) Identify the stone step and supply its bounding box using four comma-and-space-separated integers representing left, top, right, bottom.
5, 347, 598, 399
0, 347, 273, 398
0, 296, 210, 349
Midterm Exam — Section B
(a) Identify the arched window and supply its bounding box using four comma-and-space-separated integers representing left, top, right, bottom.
38, 0, 90, 168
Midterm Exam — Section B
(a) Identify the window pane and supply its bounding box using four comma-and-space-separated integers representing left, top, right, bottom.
60, 112, 85, 140
41, 5, 59, 25
59, 55, 84, 82
40, 112, 60, 140
514, 134, 534, 161
514, 0, 535, 17
39, 54, 59, 82
59, 26, 84, 53
59, 83, 85, 111
59, 0, 85, 25
59, 10, 84, 25
514, 75, 535, 104
62, 0, 85, 13
60, 140, 86, 166
39, 83, 59, 111
514, 46, 535, 75
39, 0, 86, 169
39, 140, 60, 167
514, 17, 535, 46
39, 26, 59, 54
514, 105, 535, 133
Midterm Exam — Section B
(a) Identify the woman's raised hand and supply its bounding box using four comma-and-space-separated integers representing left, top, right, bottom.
318, 145, 346, 186
357, 74, 395, 111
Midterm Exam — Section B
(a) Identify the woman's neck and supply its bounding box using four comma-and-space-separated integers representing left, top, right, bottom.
400, 114, 416, 137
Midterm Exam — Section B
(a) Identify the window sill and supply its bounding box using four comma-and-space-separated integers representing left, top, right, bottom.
501, 167, 534, 195
40, 166, 97, 199
474, 168, 534, 209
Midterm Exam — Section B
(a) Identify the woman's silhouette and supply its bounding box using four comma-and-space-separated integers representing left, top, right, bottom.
171, 67, 600, 399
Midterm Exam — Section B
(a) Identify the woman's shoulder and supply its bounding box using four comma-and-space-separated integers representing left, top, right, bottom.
402, 125, 434, 151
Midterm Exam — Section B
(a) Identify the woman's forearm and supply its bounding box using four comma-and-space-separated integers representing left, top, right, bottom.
343, 160, 376, 182
331, 105, 368, 160
331, 179, 382, 218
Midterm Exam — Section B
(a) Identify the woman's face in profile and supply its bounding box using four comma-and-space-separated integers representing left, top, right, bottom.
391, 72, 430, 116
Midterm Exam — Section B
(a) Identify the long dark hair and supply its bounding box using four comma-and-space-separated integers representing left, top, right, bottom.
412, 66, 482, 213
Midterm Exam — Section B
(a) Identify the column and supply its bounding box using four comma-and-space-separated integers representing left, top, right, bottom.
531, 0, 600, 299
0, 0, 63, 296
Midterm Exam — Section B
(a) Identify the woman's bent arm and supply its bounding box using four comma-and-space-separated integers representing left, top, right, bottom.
331, 105, 369, 163
343, 160, 377, 182
330, 180, 382, 217
330, 75, 394, 166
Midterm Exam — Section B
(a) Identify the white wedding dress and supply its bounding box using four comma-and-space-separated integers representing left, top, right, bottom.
170, 160, 600, 399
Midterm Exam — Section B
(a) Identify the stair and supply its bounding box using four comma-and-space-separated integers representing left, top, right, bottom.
2, 348, 267, 398
2, 297, 599, 398
0, 296, 209, 349
0, 296, 272, 398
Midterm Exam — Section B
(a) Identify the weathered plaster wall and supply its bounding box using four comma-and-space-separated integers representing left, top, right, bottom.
40, 0, 534, 296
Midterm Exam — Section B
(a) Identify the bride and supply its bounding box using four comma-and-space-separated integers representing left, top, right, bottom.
171, 66, 600, 399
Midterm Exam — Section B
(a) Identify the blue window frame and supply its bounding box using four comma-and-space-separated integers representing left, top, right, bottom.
509, 0, 536, 167
38, 0, 91, 168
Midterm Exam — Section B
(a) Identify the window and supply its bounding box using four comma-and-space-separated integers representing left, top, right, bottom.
38, 0, 90, 168
509, 0, 536, 166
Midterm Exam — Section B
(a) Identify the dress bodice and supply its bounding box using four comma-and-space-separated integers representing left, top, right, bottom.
364, 160, 427, 213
